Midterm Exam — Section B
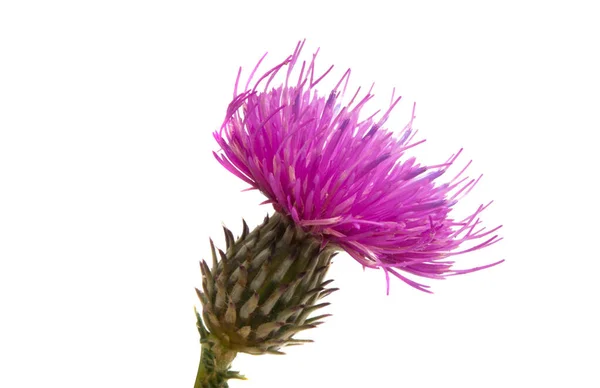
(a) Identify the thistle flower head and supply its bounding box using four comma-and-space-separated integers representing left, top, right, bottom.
197, 214, 336, 356
214, 41, 502, 292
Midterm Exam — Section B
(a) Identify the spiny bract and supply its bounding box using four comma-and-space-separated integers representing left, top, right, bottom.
197, 213, 336, 355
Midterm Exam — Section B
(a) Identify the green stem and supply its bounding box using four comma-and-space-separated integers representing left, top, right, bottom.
194, 309, 245, 388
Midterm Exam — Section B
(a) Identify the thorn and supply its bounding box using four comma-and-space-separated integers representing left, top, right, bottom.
223, 226, 235, 250
209, 239, 218, 271
195, 288, 208, 305
305, 313, 332, 325
218, 249, 228, 271
242, 219, 249, 239
318, 288, 339, 299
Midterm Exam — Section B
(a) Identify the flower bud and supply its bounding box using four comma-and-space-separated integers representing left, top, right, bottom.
196, 212, 337, 356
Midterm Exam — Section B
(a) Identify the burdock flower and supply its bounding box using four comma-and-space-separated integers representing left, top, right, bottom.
194, 41, 502, 387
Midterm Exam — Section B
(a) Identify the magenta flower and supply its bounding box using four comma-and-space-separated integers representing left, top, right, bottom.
213, 41, 503, 293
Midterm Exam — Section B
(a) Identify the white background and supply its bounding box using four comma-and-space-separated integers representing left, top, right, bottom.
1, 1, 598, 387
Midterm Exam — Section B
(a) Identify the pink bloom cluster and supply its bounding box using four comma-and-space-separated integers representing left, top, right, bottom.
214, 41, 502, 292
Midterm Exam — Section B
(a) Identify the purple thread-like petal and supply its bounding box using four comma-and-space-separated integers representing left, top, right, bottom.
214, 42, 503, 292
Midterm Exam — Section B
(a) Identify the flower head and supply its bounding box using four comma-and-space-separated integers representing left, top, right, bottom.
213, 41, 502, 292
